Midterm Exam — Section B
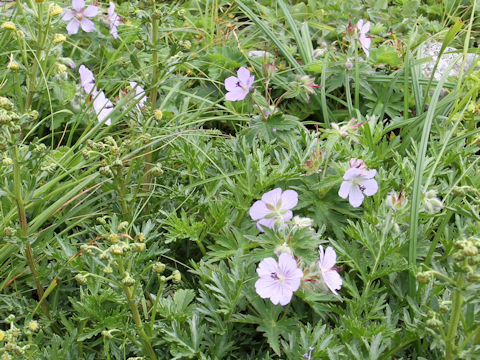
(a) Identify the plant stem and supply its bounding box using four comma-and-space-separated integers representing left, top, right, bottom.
118, 261, 157, 359
12, 146, 27, 236
445, 275, 463, 360
354, 45, 359, 110
25, 241, 49, 316
150, 14, 159, 108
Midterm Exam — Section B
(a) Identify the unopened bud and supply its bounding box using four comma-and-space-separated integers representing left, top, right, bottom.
136, 233, 145, 242
0, 97, 13, 110
131, 242, 146, 252
99, 166, 113, 176
101, 330, 113, 339
462, 246, 478, 257
134, 40, 145, 50
112, 159, 123, 169
426, 317, 442, 328
466, 272, 480, 282
4, 227, 15, 236
153, 262, 165, 274
274, 242, 293, 256
53, 33, 66, 44
49, 4, 63, 16
2, 157, 13, 166
172, 270, 181, 283
75, 274, 88, 285
108, 234, 119, 243
1, 22, 16, 31
56, 63, 67, 74
122, 273, 135, 287
416, 271, 431, 284
152, 10, 162, 19
103, 265, 113, 274
6, 314, 15, 323
7, 54, 20, 70
151, 163, 163, 177
109, 244, 123, 255
154, 109, 163, 121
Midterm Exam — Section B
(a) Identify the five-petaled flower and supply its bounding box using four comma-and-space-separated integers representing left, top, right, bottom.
107, 2, 121, 39
338, 162, 378, 207
255, 253, 303, 306
224, 67, 254, 101
62, 0, 98, 35
318, 246, 342, 295
356, 19, 371, 57
249, 188, 298, 231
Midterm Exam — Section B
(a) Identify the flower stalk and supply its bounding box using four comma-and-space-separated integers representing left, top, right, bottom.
445, 275, 464, 360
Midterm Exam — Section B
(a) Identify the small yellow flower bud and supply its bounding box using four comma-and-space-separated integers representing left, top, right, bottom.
6, 314, 15, 323
136, 233, 145, 242
56, 63, 67, 74
2, 22, 16, 31
172, 270, 181, 283
118, 221, 129, 231
7, 54, 19, 70
0, 329, 5, 341
122, 273, 135, 287
153, 262, 166, 274
2, 157, 13, 166
108, 234, 119, 243
75, 274, 88, 285
27, 320, 39, 332
154, 109, 163, 120
1, 353, 12, 360
131, 243, 146, 252
53, 33, 66, 44
49, 4, 63, 17
109, 244, 123, 255
103, 265, 113, 274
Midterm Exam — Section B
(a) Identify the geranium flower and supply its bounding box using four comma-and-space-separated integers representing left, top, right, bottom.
62, 0, 98, 35
224, 67, 254, 101
255, 253, 303, 306
338, 163, 378, 207
249, 188, 298, 231
93, 91, 114, 125
318, 246, 342, 295
356, 19, 371, 57
107, 2, 120, 39
79, 65, 97, 95
130, 81, 146, 110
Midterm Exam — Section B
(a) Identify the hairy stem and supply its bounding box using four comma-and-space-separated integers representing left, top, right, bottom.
445, 275, 463, 360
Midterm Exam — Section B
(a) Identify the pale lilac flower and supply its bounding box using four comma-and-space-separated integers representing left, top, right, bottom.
249, 188, 298, 231
129, 81, 146, 110
318, 246, 342, 295
62, 0, 98, 35
93, 91, 114, 125
224, 67, 254, 101
79, 65, 97, 95
303, 347, 315, 360
356, 19, 371, 57
255, 253, 303, 306
338, 163, 378, 207
107, 2, 121, 39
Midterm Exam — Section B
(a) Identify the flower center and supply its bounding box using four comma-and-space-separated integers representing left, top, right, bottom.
271, 272, 286, 283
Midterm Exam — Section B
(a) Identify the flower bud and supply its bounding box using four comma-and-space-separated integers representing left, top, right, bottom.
422, 190, 444, 214
33, 143, 46, 154
274, 242, 293, 256
56, 63, 67, 74
96, 217, 107, 225
99, 251, 109, 260
103, 265, 113, 274
27, 320, 39, 332
99, 166, 113, 177
466, 272, 480, 282
109, 145, 120, 156
134, 40, 145, 50
1, 353, 12, 360
4, 227, 15, 237
109, 244, 123, 255
150, 163, 163, 177
53, 33, 66, 44
439, 302, 449, 313
108, 234, 119, 243
2, 157, 13, 166
291, 216, 313, 229
7, 54, 20, 70
136, 233, 145, 242
75, 274, 88, 285
1, 22, 16, 31
122, 273, 135, 287
80, 244, 93, 255
0, 329, 5, 341
468, 256, 479, 265
426, 317, 442, 328
112, 159, 123, 169
349, 158, 366, 169
131, 243, 146, 252
462, 245, 478, 257
262, 63, 276, 78
345, 59, 353, 71
172, 270, 181, 283
153, 262, 165, 274
49, 4, 63, 16
0, 97, 13, 110
416, 271, 431, 284
154, 109, 163, 121
386, 191, 408, 211
117, 221, 128, 232
6, 314, 15, 323
152, 10, 162, 19
101, 330, 113, 339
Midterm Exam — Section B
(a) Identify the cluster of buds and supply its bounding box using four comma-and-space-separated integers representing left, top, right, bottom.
152, 262, 181, 283
421, 189, 444, 214
385, 190, 408, 211
84, 137, 133, 178
454, 237, 480, 282
0, 315, 40, 359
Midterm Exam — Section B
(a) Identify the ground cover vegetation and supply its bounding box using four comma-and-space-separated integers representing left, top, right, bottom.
0, 0, 479, 358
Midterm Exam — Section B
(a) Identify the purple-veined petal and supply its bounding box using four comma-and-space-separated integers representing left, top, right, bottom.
261, 188, 282, 208
249, 200, 271, 221
278, 287, 293, 306
110, 25, 118, 39
338, 180, 351, 199
83, 5, 98, 17
343, 167, 362, 180
349, 186, 365, 207
360, 21, 371, 34
256, 217, 275, 232
282, 210, 293, 222
80, 18, 95, 32
319, 246, 336, 270
280, 189, 298, 210
72, 0, 85, 12
108, 1, 115, 17
360, 178, 378, 196
322, 270, 342, 295
236, 67, 251, 83
362, 169, 376, 178
255, 277, 278, 299
62, 9, 75, 21
66, 19, 80, 34
356, 19, 364, 31
360, 35, 371, 57
225, 88, 246, 101
224, 76, 239, 92
256, 257, 278, 277
247, 75, 255, 88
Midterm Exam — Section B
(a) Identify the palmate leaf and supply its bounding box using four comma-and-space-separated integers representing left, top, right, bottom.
243, 113, 304, 143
